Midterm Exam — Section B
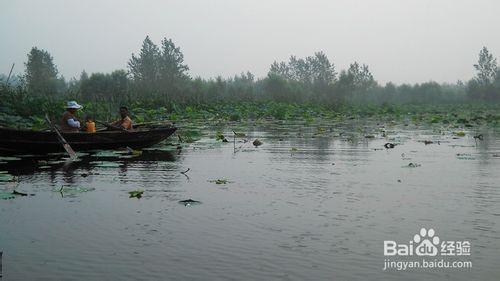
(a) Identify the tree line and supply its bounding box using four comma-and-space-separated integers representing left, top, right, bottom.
1, 36, 499, 108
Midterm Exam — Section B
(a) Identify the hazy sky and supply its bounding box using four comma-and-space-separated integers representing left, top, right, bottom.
1, 0, 499, 84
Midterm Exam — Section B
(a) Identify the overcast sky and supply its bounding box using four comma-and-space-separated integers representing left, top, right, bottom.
1, 0, 499, 84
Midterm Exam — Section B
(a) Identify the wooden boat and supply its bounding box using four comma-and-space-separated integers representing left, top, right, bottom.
0, 126, 177, 154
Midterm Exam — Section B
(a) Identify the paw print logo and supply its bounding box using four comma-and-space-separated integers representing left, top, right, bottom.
414, 228, 440, 256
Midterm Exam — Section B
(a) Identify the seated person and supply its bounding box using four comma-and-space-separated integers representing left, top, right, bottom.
60, 101, 83, 132
111, 106, 133, 130
85, 115, 96, 133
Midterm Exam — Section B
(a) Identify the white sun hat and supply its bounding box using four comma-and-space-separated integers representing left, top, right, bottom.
66, 101, 83, 109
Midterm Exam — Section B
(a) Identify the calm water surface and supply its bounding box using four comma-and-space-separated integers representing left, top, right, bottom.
1, 122, 499, 280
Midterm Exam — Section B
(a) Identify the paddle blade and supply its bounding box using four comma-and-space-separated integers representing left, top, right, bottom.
63, 143, 78, 160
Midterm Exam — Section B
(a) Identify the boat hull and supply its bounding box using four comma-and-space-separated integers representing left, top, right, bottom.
0, 126, 177, 154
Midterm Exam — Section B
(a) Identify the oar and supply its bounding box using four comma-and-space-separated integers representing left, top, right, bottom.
95, 120, 129, 132
45, 114, 78, 160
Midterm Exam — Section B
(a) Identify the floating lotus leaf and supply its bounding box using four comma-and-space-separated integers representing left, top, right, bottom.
0, 191, 15, 200
252, 139, 263, 146
404, 163, 421, 168
91, 161, 121, 168
209, 178, 230, 185
55, 186, 96, 193
128, 190, 144, 198
144, 145, 179, 152
0, 156, 21, 161
46, 160, 68, 165
178, 199, 201, 206
0, 173, 14, 181
92, 150, 123, 157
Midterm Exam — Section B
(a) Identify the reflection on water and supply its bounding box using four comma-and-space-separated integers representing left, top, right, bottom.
0, 123, 499, 281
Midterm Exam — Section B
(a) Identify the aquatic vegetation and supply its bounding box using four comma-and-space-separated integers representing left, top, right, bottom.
46, 152, 66, 156
177, 129, 202, 143
0, 191, 16, 200
233, 131, 246, 138
473, 134, 484, 140
454, 131, 466, 137
209, 178, 230, 185
90, 161, 122, 168
12, 190, 31, 197
128, 149, 143, 156
0, 156, 21, 161
55, 186, 96, 194
143, 145, 180, 152
46, 160, 69, 165
15, 154, 37, 158
128, 190, 144, 198
215, 131, 228, 142
252, 139, 263, 146
0, 172, 14, 182
456, 153, 476, 160
1, 97, 500, 130
384, 143, 396, 149
178, 199, 201, 206
92, 150, 124, 157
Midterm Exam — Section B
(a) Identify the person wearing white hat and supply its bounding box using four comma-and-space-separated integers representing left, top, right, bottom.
60, 101, 83, 132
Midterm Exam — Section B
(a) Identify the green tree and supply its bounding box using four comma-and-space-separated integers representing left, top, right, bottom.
264, 73, 306, 102
268, 52, 336, 102
158, 37, 189, 101
334, 62, 376, 103
24, 47, 59, 96
226, 72, 255, 101
474, 47, 497, 85
80, 70, 89, 81
269, 52, 336, 86
128, 36, 161, 96
468, 47, 499, 101
307, 52, 337, 86
346, 62, 375, 90
80, 70, 129, 103
269, 61, 290, 79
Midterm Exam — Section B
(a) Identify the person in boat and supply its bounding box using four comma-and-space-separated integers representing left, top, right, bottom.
60, 101, 83, 132
111, 106, 133, 130
85, 114, 96, 133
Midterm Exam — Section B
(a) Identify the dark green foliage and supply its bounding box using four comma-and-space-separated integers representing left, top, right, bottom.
128, 36, 189, 101
158, 38, 190, 100
128, 36, 161, 96
270, 52, 336, 85
24, 47, 61, 96
467, 47, 500, 101
128, 190, 144, 198
79, 70, 129, 102
474, 47, 497, 85
269, 52, 336, 102
2, 38, 500, 131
